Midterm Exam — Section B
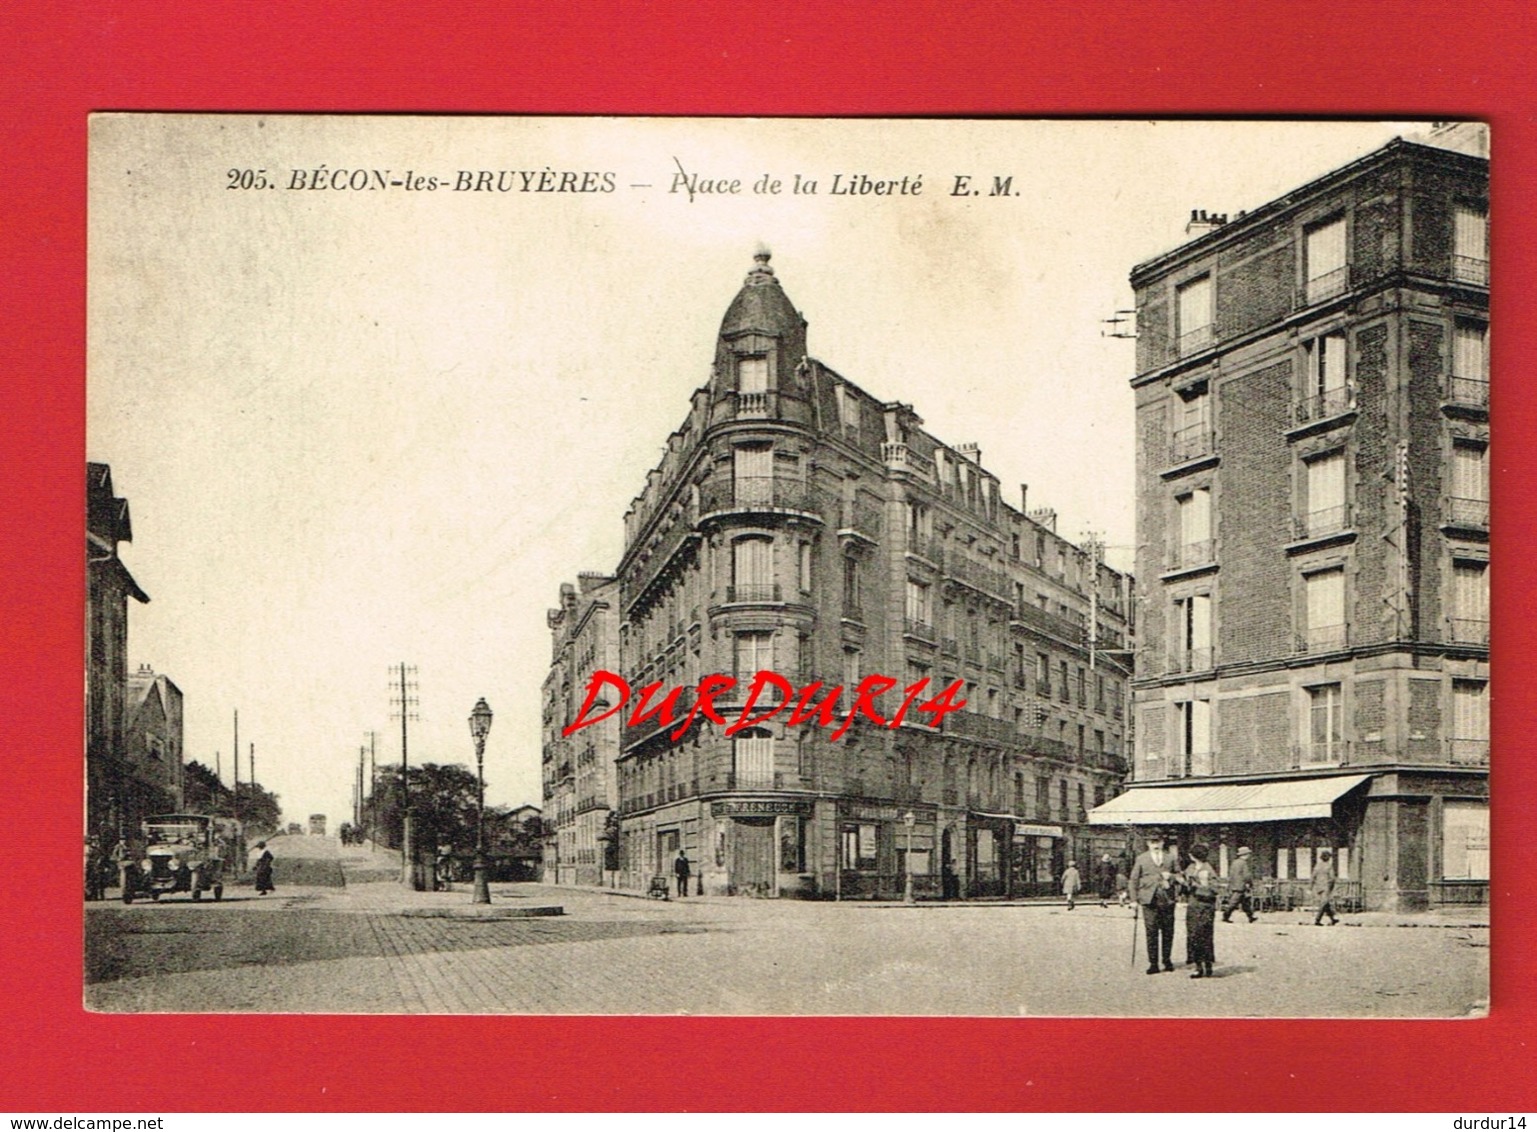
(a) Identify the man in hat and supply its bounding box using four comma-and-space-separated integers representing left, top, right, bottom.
1222, 846, 1259, 923
1128, 831, 1183, 974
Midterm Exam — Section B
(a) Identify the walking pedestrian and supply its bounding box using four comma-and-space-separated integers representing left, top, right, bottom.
1095, 852, 1117, 907
1222, 846, 1259, 923
252, 841, 275, 895
1061, 860, 1081, 911
1184, 844, 1218, 978
1129, 832, 1182, 974
674, 848, 691, 898
1311, 848, 1340, 925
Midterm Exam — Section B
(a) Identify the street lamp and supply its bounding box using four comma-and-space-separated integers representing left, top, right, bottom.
903, 810, 916, 905
469, 697, 494, 905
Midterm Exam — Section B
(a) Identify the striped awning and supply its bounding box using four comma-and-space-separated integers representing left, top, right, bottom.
1087, 774, 1371, 826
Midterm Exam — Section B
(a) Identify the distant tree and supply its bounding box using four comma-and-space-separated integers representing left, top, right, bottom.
233, 781, 282, 841
182, 760, 233, 815
362, 763, 478, 854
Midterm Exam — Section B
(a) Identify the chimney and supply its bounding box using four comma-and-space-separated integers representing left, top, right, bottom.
1185, 209, 1229, 236
957, 443, 981, 465
1028, 507, 1058, 533
1019, 483, 1029, 512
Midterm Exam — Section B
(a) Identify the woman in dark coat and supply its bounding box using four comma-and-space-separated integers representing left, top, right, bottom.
252, 841, 275, 895
1184, 843, 1218, 978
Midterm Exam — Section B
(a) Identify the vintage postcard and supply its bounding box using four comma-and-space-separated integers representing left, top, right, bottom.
85, 115, 1489, 1016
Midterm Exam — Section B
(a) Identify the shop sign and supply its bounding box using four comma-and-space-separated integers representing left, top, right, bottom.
845, 803, 934, 823
711, 799, 812, 817
1013, 823, 1063, 839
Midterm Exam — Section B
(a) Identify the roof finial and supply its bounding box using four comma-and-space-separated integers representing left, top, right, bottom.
745, 244, 776, 285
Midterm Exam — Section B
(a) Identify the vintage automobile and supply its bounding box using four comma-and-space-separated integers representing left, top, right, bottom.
122, 813, 237, 903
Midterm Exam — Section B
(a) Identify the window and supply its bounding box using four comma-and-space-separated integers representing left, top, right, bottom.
1172, 383, 1213, 462
1036, 652, 1050, 693
1453, 203, 1489, 285
1172, 592, 1213, 672
1442, 801, 1489, 880
1450, 559, 1489, 644
733, 631, 774, 684
1036, 777, 1051, 820
779, 816, 805, 872
1451, 679, 1489, 764
732, 728, 774, 788
842, 646, 861, 691
1451, 320, 1489, 405
1306, 683, 1343, 764
737, 356, 769, 393
834, 383, 861, 430
798, 541, 813, 593
1175, 487, 1213, 567
1450, 440, 1489, 528
1303, 566, 1347, 652
844, 824, 879, 870
1299, 331, 1350, 422
1301, 450, 1349, 537
1176, 274, 1214, 354
733, 443, 773, 505
1059, 660, 1070, 703
905, 579, 932, 628
1174, 699, 1212, 776
1059, 779, 1070, 818
731, 536, 774, 601
1304, 215, 1348, 303
842, 555, 862, 614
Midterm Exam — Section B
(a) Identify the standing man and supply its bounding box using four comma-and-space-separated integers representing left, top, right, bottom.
1311, 848, 1340, 925
1129, 832, 1182, 974
1095, 852, 1117, 907
1061, 860, 1081, 911
1222, 846, 1258, 923
674, 848, 691, 898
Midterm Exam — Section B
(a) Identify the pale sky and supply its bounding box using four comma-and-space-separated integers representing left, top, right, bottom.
87, 116, 1433, 827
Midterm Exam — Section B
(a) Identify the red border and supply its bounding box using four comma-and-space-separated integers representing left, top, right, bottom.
3, 0, 1532, 1113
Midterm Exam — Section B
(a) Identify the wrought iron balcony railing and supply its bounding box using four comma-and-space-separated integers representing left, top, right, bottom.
1304, 265, 1350, 305
1296, 624, 1349, 654
1294, 504, 1352, 540
1169, 423, 1215, 465
1448, 738, 1489, 766
1447, 618, 1490, 646
724, 583, 782, 604
1446, 496, 1490, 529
1294, 386, 1354, 426
1177, 324, 1214, 356
1169, 538, 1216, 570
1447, 376, 1490, 408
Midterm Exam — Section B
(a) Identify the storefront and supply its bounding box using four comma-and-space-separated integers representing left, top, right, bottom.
1009, 821, 1065, 897
709, 798, 815, 897
835, 801, 936, 900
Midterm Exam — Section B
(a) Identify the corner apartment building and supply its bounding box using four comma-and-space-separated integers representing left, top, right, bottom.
599, 252, 1131, 899
1092, 136, 1489, 911
542, 573, 620, 885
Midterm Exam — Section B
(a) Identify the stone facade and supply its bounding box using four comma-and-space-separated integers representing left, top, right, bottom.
561, 252, 1133, 899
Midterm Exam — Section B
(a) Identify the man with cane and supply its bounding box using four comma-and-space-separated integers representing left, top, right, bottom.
1129, 831, 1182, 974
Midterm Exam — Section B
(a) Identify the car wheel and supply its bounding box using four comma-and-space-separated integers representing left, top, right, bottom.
213, 885, 223, 901
192, 889, 202, 901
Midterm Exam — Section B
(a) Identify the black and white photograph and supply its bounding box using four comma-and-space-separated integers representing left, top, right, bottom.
85, 115, 1490, 1017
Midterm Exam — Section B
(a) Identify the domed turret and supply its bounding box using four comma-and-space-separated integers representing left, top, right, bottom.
712, 249, 808, 400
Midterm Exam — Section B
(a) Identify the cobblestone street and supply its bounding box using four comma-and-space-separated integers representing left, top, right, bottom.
85, 841, 1488, 1016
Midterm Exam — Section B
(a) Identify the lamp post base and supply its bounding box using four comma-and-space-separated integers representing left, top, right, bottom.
472, 853, 491, 904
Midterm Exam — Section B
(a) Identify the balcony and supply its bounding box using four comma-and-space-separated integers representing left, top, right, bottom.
1167, 647, 1214, 675
735, 390, 772, 418
1294, 504, 1352, 541
1177, 324, 1214, 357
1446, 376, 1490, 410
724, 582, 783, 604
904, 618, 937, 644
940, 636, 959, 657
906, 531, 944, 564
1304, 265, 1350, 305
1010, 601, 1086, 644
1452, 255, 1489, 287
946, 554, 1011, 600
1448, 738, 1489, 766
1293, 387, 1354, 427
1296, 624, 1349, 654
724, 769, 783, 790
962, 643, 982, 666
1294, 740, 1349, 768
942, 788, 958, 805
1168, 423, 1215, 466
841, 601, 864, 623
1445, 496, 1490, 531
1167, 538, 1215, 572
944, 710, 1016, 744
985, 651, 1005, 672
1447, 618, 1490, 646
700, 476, 820, 519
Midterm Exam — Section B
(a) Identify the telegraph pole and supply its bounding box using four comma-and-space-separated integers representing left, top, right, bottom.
389, 664, 419, 886
232, 710, 240, 832
1082, 530, 1104, 671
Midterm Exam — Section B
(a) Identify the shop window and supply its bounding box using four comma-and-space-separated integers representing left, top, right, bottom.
779, 816, 805, 872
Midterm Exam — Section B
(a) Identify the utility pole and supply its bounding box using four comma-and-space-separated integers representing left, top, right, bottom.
232, 710, 240, 833
1082, 530, 1104, 671
390, 664, 419, 886
366, 731, 378, 844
